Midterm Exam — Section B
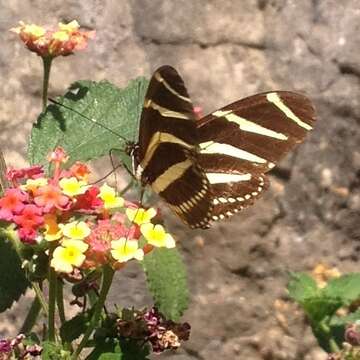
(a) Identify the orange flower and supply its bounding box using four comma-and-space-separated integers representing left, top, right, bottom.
70, 162, 91, 181
34, 184, 69, 212
10, 20, 95, 58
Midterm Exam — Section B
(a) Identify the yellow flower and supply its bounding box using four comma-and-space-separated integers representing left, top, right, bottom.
62, 221, 91, 240
58, 20, 80, 33
98, 184, 124, 209
111, 238, 144, 263
140, 223, 175, 248
10, 22, 46, 39
50, 240, 88, 273
43, 214, 62, 241
52, 30, 70, 42
59, 177, 89, 197
21, 177, 48, 192
126, 207, 157, 225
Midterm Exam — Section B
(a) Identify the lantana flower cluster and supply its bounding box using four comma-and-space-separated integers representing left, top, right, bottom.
10, 20, 95, 58
117, 307, 191, 354
0, 147, 175, 274
0, 334, 42, 359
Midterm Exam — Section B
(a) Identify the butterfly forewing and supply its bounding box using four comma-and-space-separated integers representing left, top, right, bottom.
197, 91, 316, 223
136, 66, 213, 228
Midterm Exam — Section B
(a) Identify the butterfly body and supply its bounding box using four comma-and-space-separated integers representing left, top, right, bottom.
126, 66, 316, 228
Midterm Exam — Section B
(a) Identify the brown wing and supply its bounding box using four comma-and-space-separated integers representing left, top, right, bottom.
137, 66, 213, 228
197, 91, 316, 222
137, 66, 197, 164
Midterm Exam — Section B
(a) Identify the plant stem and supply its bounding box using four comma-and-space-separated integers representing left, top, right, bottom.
320, 319, 340, 353
20, 297, 41, 334
56, 278, 66, 325
71, 265, 114, 359
47, 250, 57, 342
42, 57, 53, 112
329, 338, 340, 353
32, 281, 49, 315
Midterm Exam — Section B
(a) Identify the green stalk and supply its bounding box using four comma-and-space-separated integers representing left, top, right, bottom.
32, 282, 48, 315
320, 319, 340, 353
47, 246, 57, 342
20, 297, 41, 334
56, 278, 66, 325
71, 265, 114, 359
329, 338, 340, 353
42, 57, 53, 112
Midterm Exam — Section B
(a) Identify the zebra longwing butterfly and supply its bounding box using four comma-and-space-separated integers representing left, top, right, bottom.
129, 66, 316, 229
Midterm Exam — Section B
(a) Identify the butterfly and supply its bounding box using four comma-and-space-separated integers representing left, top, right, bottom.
127, 66, 316, 229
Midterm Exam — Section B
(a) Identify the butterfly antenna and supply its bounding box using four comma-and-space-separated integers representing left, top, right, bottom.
48, 98, 129, 143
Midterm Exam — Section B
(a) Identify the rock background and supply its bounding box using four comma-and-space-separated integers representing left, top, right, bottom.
0, 0, 360, 359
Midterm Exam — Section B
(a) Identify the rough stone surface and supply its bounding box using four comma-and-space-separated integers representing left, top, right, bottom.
1, 1, 360, 359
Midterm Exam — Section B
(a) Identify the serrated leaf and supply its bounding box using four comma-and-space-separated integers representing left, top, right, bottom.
323, 274, 360, 306
288, 272, 319, 304
143, 248, 189, 321
28, 78, 149, 167
0, 235, 29, 312
60, 311, 92, 343
303, 296, 343, 323
288, 272, 343, 322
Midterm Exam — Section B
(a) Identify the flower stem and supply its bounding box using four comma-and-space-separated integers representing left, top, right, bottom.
56, 278, 66, 325
42, 57, 53, 112
20, 297, 41, 334
32, 281, 48, 315
47, 248, 57, 342
71, 265, 114, 359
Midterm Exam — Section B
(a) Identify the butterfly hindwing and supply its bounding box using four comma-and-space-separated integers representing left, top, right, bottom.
208, 172, 270, 221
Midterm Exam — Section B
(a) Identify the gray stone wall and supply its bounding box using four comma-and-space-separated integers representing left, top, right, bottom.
1, 1, 360, 359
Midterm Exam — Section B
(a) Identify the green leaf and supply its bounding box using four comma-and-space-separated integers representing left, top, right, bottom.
87, 339, 150, 360
41, 341, 71, 359
288, 272, 342, 322
330, 309, 360, 327
0, 234, 29, 312
60, 311, 92, 343
86, 340, 119, 360
28, 78, 149, 167
323, 274, 360, 306
288, 272, 319, 304
143, 248, 189, 321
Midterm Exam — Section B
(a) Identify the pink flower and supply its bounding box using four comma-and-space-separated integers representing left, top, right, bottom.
11, 20, 95, 58
13, 205, 43, 229
0, 188, 28, 221
18, 227, 38, 244
6, 165, 44, 182
83, 219, 128, 268
34, 184, 69, 212
47, 147, 69, 164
